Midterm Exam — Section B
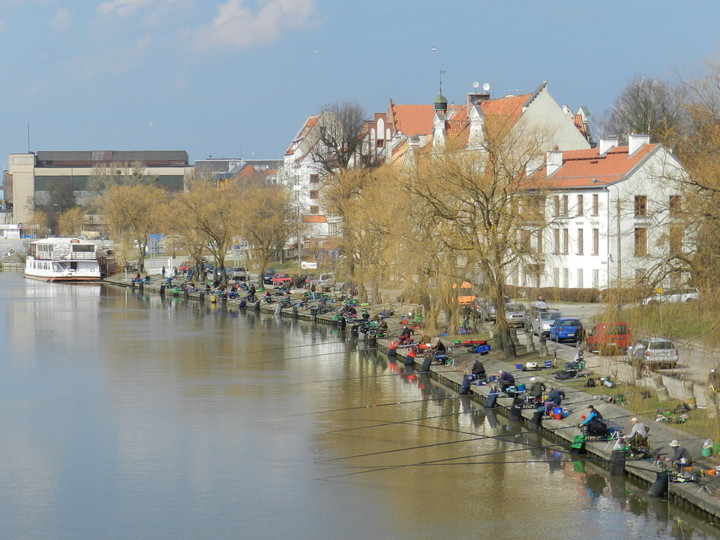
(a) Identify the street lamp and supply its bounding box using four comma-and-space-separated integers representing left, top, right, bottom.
591, 178, 621, 290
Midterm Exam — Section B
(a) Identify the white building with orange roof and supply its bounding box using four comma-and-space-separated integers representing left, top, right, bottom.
365, 82, 592, 165
515, 134, 689, 292
277, 112, 338, 250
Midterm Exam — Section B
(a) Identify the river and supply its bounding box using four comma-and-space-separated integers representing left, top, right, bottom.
0, 274, 716, 539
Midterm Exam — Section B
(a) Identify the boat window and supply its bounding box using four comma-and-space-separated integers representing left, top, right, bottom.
72, 245, 95, 253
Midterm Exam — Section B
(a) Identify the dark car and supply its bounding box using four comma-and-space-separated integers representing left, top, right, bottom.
263, 268, 276, 285
549, 318, 583, 343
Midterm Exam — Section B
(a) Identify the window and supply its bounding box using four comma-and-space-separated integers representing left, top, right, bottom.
309, 190, 319, 200
562, 268, 569, 288
553, 196, 560, 217
669, 195, 681, 217
634, 227, 648, 256
309, 205, 320, 215
669, 226, 683, 255
577, 228, 584, 255
309, 174, 320, 184
592, 228, 599, 255
520, 230, 532, 253
562, 195, 569, 217
553, 229, 560, 254
562, 228, 569, 254
592, 269, 599, 288
535, 229, 543, 254
576, 194, 584, 216
592, 194, 599, 216
553, 267, 560, 287
577, 268, 584, 289
635, 195, 647, 217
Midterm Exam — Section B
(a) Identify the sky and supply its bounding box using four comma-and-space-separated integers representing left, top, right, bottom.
1, 0, 719, 168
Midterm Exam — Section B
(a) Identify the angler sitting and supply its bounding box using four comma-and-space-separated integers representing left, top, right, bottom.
543, 386, 565, 415
580, 405, 608, 437
398, 326, 414, 346
625, 417, 649, 449
527, 377, 546, 405
470, 359, 486, 382
498, 370, 515, 392
665, 440, 692, 471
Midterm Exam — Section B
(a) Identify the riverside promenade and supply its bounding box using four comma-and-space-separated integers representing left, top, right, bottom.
105, 273, 720, 522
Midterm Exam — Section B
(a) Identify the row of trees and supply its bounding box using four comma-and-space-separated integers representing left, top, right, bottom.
35, 166, 296, 284
319, 58, 720, 357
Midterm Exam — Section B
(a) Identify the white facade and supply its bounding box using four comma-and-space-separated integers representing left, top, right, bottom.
512, 139, 687, 291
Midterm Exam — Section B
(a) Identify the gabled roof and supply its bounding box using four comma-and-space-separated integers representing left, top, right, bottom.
285, 115, 321, 156
480, 93, 531, 120
525, 144, 660, 189
389, 104, 434, 136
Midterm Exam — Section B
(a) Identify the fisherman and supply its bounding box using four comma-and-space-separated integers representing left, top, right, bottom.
580, 405, 607, 436
471, 359, 486, 381
498, 369, 515, 392
665, 440, 692, 471
625, 417, 649, 448
527, 377, 546, 405
543, 386, 566, 415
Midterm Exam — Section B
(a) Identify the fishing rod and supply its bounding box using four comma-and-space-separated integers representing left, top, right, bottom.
290, 395, 461, 417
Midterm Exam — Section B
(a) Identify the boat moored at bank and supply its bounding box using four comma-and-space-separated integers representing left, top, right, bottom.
25, 237, 101, 282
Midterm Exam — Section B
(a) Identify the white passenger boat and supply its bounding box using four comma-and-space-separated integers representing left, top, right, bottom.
24, 237, 102, 282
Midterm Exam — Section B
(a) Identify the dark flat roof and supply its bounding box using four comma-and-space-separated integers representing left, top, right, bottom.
35, 150, 189, 167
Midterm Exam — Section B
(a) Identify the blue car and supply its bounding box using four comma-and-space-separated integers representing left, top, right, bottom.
549, 318, 582, 343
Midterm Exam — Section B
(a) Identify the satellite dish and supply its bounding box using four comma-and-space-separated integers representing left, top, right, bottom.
472, 81, 479, 89
482, 83, 490, 92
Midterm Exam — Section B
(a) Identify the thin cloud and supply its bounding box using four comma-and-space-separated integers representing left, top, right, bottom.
192, 0, 316, 51
97, 0, 177, 18
51, 8, 72, 31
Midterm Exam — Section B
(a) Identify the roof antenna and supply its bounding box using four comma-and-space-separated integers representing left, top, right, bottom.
439, 70, 447, 95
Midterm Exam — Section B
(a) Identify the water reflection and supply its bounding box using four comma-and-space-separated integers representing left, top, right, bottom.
0, 274, 717, 539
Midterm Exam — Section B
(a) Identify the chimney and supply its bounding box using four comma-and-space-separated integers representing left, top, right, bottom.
466, 91, 490, 114
599, 137, 619, 155
546, 149, 563, 176
628, 133, 650, 155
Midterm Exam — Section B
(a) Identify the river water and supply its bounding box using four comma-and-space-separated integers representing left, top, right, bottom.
0, 273, 717, 539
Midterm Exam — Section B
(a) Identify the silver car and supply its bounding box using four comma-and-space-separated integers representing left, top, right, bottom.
505, 303, 526, 328
628, 338, 679, 368
532, 310, 563, 337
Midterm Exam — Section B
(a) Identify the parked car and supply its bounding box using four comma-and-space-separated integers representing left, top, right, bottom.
263, 268, 277, 285
271, 272, 292, 286
231, 267, 249, 281
585, 322, 631, 355
641, 287, 700, 305
627, 338, 679, 368
524, 301, 550, 332
309, 273, 335, 289
479, 301, 497, 321
504, 303, 526, 328
549, 317, 583, 343
532, 310, 563, 337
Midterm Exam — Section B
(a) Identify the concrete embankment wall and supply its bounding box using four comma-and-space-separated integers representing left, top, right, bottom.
105, 275, 720, 521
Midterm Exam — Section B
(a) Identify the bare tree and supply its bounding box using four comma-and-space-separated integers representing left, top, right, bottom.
603, 75, 685, 144
311, 102, 368, 173
238, 182, 295, 286
172, 179, 242, 283
99, 184, 168, 272
405, 122, 549, 357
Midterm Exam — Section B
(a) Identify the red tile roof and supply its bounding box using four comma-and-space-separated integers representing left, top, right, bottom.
525, 144, 659, 189
480, 93, 530, 120
390, 104, 434, 136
